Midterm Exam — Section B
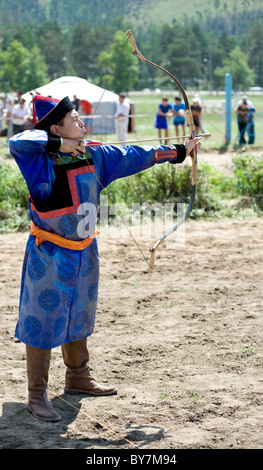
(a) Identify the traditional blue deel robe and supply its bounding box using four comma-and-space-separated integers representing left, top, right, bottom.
9, 129, 186, 349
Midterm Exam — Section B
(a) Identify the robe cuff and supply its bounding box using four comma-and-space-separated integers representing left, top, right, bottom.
169, 144, 187, 164
46, 133, 62, 155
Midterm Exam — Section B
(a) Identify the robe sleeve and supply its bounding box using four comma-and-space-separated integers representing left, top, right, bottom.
9, 129, 61, 203
89, 143, 186, 189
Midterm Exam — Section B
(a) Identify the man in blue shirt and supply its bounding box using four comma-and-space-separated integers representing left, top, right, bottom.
173, 96, 186, 141
155, 97, 172, 144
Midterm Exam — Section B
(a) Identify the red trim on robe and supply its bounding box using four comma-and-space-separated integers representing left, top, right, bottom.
153, 149, 178, 162
30, 165, 95, 219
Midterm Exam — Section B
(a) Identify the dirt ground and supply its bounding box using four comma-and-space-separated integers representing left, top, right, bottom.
0, 150, 263, 452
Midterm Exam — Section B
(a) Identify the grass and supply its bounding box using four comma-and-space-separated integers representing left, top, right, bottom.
190, 392, 201, 410
0, 138, 12, 160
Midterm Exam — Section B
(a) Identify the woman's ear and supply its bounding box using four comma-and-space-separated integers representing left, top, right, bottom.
50, 124, 60, 135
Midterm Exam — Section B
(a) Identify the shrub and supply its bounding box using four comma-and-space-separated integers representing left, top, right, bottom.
0, 163, 29, 231
233, 154, 263, 210
101, 161, 234, 219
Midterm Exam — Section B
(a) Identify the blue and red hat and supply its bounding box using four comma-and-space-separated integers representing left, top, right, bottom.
32, 94, 74, 131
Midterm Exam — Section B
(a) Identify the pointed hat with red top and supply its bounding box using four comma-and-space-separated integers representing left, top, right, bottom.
32, 94, 74, 131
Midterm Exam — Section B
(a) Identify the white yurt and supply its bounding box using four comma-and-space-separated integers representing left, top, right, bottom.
22, 76, 120, 134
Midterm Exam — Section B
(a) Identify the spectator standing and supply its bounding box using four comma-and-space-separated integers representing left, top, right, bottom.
172, 96, 186, 141
155, 97, 172, 144
71, 95, 79, 111
11, 98, 30, 135
114, 92, 130, 142
235, 98, 250, 146
190, 97, 202, 135
4, 96, 13, 144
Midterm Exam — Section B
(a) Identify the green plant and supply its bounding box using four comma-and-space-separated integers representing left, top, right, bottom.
239, 337, 258, 355
101, 161, 234, 220
190, 392, 200, 409
233, 154, 263, 210
0, 163, 29, 231
158, 392, 167, 401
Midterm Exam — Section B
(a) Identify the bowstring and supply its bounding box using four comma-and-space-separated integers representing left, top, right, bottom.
79, 33, 152, 270
81, 151, 152, 270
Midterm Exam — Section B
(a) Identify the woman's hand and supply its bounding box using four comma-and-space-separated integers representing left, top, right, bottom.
185, 136, 202, 156
60, 138, 86, 156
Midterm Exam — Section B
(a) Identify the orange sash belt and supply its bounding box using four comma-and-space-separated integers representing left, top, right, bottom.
30, 221, 100, 250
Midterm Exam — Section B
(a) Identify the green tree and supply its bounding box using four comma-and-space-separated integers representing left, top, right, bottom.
165, 39, 202, 88
0, 40, 49, 92
208, 32, 237, 89
98, 31, 139, 93
70, 23, 113, 84
242, 20, 263, 86
157, 23, 206, 88
13, 24, 37, 50
37, 22, 68, 79
22, 45, 50, 91
0, 40, 29, 91
214, 46, 255, 89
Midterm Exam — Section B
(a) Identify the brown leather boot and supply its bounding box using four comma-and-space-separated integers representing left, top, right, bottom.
61, 339, 117, 396
26, 345, 61, 422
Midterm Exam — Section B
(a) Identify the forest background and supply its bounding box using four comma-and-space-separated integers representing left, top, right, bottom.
0, 0, 262, 92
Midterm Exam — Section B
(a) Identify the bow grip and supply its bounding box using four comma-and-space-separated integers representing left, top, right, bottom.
147, 248, 156, 273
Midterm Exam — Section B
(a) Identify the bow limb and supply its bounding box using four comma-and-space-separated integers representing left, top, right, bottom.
126, 29, 198, 273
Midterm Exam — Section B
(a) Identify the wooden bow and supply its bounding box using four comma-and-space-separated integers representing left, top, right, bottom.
125, 29, 198, 273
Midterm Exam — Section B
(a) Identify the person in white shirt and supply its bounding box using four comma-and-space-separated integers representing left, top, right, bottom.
236, 95, 253, 109
114, 92, 130, 141
3, 96, 13, 144
11, 98, 30, 135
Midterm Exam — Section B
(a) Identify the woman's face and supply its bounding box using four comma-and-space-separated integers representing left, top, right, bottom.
56, 109, 86, 140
